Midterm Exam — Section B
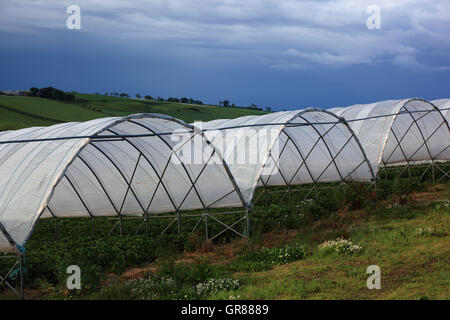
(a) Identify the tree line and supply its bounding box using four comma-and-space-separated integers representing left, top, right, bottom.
104, 92, 205, 105
110, 92, 269, 111
20, 87, 272, 112
219, 100, 268, 111
29, 87, 75, 101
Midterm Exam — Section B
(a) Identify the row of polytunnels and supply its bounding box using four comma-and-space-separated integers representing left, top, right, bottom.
0, 98, 449, 251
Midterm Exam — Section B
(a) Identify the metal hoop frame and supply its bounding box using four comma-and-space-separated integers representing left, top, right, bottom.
378, 99, 450, 181
247, 108, 376, 205
25, 114, 247, 243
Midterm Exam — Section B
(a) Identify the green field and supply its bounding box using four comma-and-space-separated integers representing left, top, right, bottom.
0, 94, 268, 131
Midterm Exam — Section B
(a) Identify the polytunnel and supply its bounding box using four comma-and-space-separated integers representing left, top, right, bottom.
328, 98, 450, 176
199, 108, 376, 204
432, 99, 450, 123
0, 114, 247, 251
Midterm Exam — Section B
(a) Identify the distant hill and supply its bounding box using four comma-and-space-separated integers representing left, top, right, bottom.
0, 93, 268, 131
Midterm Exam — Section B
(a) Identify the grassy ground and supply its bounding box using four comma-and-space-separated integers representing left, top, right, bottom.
0, 106, 56, 130
0, 94, 267, 131
1, 181, 447, 300
230, 199, 449, 300
74, 94, 268, 122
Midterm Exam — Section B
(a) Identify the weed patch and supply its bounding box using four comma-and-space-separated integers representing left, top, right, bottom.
231, 242, 308, 272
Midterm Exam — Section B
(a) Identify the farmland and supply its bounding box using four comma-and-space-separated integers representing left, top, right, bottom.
0, 94, 268, 131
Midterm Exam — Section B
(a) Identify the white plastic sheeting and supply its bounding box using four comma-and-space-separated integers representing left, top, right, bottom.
0, 114, 244, 249
329, 99, 449, 171
0, 230, 10, 251
432, 99, 450, 123
201, 109, 374, 203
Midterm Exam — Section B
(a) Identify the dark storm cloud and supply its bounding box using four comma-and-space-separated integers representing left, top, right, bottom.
0, 0, 449, 108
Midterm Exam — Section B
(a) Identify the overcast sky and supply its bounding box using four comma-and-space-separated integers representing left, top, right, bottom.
1, 0, 449, 110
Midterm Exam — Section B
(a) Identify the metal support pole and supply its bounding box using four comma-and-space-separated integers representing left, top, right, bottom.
18, 251, 24, 300
264, 186, 268, 207
205, 210, 208, 241
432, 160, 435, 182
0, 248, 25, 300
407, 161, 411, 179
374, 179, 378, 204
54, 217, 58, 240
47, 207, 58, 240
246, 206, 251, 239
177, 210, 181, 233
